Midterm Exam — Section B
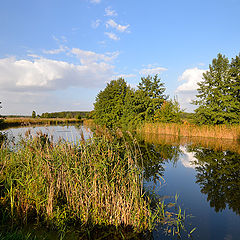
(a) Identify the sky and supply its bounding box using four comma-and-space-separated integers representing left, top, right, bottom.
0, 0, 240, 115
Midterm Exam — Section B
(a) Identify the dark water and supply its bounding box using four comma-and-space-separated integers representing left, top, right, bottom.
2, 125, 240, 240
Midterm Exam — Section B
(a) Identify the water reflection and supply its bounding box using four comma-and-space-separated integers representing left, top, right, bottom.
188, 146, 240, 215
139, 132, 240, 216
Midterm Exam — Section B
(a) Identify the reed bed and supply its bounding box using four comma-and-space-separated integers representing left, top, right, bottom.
1, 118, 82, 129
140, 122, 240, 140
140, 132, 240, 155
0, 129, 187, 237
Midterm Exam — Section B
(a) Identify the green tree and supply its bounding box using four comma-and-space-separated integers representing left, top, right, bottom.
154, 98, 182, 123
136, 74, 168, 121
32, 111, 36, 118
193, 53, 240, 124
94, 78, 130, 128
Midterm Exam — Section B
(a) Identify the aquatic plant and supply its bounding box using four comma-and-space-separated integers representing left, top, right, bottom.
0, 129, 189, 238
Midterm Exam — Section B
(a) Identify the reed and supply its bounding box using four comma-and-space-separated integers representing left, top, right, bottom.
0, 129, 188, 237
1, 118, 82, 129
140, 122, 240, 140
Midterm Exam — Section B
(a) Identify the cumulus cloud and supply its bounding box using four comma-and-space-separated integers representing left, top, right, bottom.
176, 67, 207, 112
106, 19, 129, 33
139, 66, 167, 75
104, 32, 120, 41
177, 67, 206, 92
0, 55, 114, 92
105, 7, 117, 17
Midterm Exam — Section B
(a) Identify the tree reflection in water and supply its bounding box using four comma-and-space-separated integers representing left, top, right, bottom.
137, 139, 181, 183
187, 146, 240, 215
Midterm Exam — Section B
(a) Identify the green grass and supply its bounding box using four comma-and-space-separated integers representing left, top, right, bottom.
0, 128, 189, 239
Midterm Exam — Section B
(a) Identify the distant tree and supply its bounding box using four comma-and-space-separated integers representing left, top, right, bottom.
94, 78, 130, 128
32, 111, 36, 118
154, 98, 182, 123
75, 114, 82, 120
193, 53, 240, 124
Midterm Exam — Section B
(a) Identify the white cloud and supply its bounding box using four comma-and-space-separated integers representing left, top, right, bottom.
176, 67, 207, 112
0, 55, 114, 92
71, 48, 119, 64
104, 32, 120, 41
91, 19, 101, 29
106, 19, 129, 33
139, 66, 167, 75
105, 7, 117, 17
177, 67, 206, 92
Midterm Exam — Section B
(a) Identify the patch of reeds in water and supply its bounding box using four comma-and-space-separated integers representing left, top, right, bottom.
140, 132, 240, 155
1, 118, 82, 129
140, 122, 240, 140
0, 129, 189, 238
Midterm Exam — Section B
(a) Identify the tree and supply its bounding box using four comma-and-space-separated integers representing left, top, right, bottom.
32, 111, 36, 118
136, 74, 168, 121
154, 98, 182, 123
193, 53, 240, 124
94, 78, 130, 128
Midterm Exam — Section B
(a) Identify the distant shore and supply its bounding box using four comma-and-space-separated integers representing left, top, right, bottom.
0, 117, 82, 129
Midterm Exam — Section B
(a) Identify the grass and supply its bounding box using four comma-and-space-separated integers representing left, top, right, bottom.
0, 128, 189, 239
0, 118, 82, 129
140, 122, 240, 140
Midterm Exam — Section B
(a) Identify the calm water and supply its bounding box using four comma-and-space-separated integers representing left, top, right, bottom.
2, 125, 240, 240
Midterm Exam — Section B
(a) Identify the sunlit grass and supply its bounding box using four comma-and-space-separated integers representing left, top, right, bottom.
0, 128, 189, 238
140, 122, 240, 140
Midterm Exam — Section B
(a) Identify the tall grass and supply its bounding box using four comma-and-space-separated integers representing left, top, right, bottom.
140, 122, 240, 140
1, 118, 82, 129
0, 129, 188, 238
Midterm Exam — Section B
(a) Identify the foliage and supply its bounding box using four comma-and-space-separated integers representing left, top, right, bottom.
31, 111, 36, 118
193, 53, 240, 125
94, 78, 130, 128
188, 146, 240, 215
94, 75, 181, 129
41, 111, 89, 119
154, 98, 182, 123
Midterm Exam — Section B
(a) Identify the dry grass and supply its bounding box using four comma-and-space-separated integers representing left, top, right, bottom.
140, 132, 240, 155
2, 117, 81, 128
140, 122, 240, 140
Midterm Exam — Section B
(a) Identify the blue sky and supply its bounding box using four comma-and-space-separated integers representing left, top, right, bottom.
0, 0, 240, 115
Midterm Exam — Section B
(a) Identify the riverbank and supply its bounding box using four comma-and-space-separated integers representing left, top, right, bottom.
139, 122, 240, 140
0, 117, 82, 129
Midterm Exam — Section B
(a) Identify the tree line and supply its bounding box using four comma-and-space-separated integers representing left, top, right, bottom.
94, 75, 181, 128
94, 53, 240, 128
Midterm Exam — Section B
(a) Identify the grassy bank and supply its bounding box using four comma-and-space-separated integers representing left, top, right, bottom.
0, 129, 187, 239
140, 122, 240, 140
139, 132, 240, 155
0, 117, 82, 129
